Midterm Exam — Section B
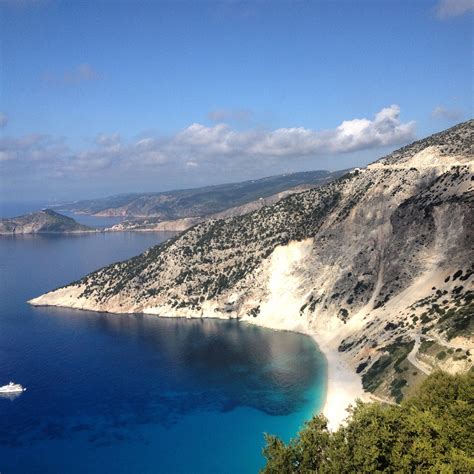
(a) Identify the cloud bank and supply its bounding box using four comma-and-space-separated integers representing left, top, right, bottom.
0, 105, 415, 178
176, 105, 414, 159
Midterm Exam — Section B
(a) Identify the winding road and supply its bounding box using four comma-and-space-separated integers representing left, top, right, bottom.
407, 333, 431, 375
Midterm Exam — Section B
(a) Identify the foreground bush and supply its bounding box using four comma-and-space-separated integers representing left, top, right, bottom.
262, 370, 473, 473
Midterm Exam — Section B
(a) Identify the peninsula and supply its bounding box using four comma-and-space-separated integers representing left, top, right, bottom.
0, 209, 96, 235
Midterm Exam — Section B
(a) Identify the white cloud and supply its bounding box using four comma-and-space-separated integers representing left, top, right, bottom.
0, 112, 8, 127
435, 0, 474, 19
432, 105, 464, 120
0, 105, 415, 177
95, 132, 121, 148
330, 105, 415, 152
0, 134, 69, 168
176, 104, 414, 157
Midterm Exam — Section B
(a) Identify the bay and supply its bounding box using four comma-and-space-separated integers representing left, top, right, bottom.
0, 225, 326, 473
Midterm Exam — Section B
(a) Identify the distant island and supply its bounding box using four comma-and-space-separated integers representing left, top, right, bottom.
0, 209, 96, 235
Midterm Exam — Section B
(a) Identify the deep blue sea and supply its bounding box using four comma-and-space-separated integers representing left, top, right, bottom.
0, 205, 327, 473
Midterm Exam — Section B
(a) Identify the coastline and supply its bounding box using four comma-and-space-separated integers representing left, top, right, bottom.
245, 322, 368, 430
0, 230, 99, 236
237, 312, 367, 430
311, 334, 367, 429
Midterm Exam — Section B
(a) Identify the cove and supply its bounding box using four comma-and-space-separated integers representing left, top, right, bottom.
0, 230, 326, 473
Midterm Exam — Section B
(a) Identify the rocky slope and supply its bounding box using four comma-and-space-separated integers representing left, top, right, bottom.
30, 121, 473, 408
0, 209, 95, 234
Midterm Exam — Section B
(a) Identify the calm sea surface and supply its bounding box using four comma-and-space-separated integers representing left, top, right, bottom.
0, 207, 326, 473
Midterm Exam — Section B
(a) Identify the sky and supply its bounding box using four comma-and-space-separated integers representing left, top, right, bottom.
0, 0, 472, 202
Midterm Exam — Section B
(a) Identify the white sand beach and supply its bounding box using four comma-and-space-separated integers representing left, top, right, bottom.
312, 335, 368, 429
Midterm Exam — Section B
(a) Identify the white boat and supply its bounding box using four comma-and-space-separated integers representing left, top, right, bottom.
0, 382, 26, 393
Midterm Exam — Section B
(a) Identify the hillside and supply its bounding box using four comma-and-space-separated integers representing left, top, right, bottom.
30, 121, 474, 425
106, 183, 322, 232
57, 169, 347, 219
0, 209, 95, 234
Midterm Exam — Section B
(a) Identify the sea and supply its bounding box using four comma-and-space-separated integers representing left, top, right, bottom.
0, 202, 327, 473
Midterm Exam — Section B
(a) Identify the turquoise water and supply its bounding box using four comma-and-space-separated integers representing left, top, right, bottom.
0, 228, 326, 473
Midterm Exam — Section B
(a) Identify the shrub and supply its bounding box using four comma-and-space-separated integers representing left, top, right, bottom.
262, 371, 474, 473
436, 351, 447, 360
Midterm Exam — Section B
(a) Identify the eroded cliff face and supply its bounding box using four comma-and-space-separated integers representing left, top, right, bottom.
30, 121, 474, 402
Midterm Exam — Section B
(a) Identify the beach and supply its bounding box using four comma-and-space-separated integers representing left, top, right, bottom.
312, 334, 368, 429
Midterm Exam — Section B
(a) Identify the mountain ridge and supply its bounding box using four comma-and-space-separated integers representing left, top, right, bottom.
106, 182, 324, 232
56, 169, 348, 219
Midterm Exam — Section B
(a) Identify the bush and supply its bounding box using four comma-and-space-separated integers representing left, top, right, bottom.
419, 339, 435, 352
262, 371, 474, 473
436, 351, 447, 360
361, 341, 414, 393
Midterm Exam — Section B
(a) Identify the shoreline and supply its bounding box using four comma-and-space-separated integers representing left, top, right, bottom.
238, 314, 367, 429
310, 334, 367, 430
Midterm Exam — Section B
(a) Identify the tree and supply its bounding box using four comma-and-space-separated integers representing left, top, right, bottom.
261, 370, 474, 473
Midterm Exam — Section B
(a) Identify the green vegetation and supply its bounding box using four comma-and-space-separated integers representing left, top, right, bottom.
389, 377, 408, 403
409, 281, 473, 341
438, 298, 474, 340
361, 340, 414, 393
419, 339, 435, 353
436, 350, 447, 360
262, 371, 474, 473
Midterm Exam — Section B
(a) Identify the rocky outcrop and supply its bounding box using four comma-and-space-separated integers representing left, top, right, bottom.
0, 209, 95, 234
30, 120, 474, 404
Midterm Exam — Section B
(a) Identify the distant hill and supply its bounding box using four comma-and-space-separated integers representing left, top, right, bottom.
0, 209, 95, 235
107, 174, 349, 232
56, 169, 349, 219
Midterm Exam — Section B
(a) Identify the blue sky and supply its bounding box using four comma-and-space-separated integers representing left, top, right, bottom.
0, 0, 472, 201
